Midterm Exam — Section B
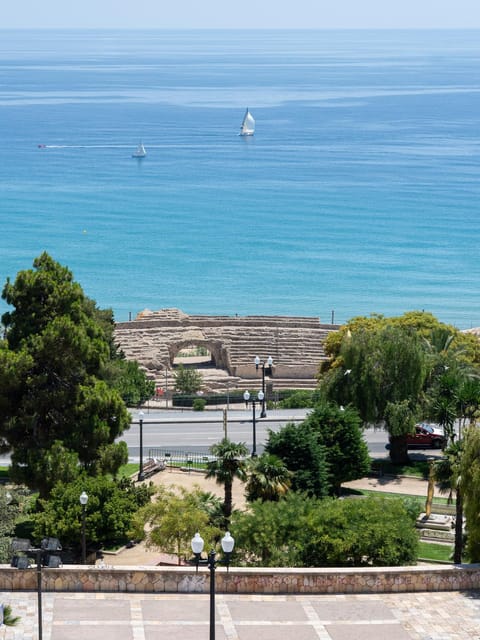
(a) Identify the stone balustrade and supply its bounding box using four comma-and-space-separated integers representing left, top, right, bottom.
1, 564, 479, 594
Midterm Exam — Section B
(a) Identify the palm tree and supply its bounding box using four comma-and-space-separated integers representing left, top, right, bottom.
433, 441, 463, 563
206, 438, 249, 524
1, 603, 21, 629
245, 453, 292, 503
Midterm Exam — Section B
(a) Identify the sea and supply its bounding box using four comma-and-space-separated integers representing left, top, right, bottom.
1, 29, 480, 329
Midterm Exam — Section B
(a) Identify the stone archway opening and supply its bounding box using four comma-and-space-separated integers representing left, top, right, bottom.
172, 343, 215, 370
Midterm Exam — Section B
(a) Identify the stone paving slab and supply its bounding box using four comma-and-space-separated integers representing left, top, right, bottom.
1, 590, 480, 640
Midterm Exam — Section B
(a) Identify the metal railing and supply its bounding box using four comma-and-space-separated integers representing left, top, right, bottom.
148, 448, 216, 470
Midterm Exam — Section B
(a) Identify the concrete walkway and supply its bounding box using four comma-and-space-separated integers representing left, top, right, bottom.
1, 589, 480, 639
343, 474, 431, 497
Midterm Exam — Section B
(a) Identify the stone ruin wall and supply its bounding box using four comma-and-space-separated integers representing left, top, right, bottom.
114, 308, 339, 387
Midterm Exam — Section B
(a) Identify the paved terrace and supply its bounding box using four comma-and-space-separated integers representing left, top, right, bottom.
2, 589, 480, 639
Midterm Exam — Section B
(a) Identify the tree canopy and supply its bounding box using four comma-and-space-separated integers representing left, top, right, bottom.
319, 311, 480, 464
231, 492, 419, 567
265, 422, 330, 497
302, 403, 371, 494
0, 253, 146, 497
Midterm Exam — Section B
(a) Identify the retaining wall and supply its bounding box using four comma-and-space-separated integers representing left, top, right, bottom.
1, 564, 479, 594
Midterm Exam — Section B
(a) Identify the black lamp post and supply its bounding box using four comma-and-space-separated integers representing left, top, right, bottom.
254, 355, 273, 418
243, 390, 264, 457
79, 491, 88, 564
138, 409, 145, 481
191, 531, 235, 640
11, 536, 62, 640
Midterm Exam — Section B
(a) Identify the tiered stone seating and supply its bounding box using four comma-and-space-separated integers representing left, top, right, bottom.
114, 308, 339, 391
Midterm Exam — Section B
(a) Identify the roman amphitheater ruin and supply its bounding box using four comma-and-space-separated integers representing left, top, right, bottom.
114, 308, 340, 394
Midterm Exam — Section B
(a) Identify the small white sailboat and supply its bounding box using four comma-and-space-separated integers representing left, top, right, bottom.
239, 108, 255, 136
132, 142, 146, 158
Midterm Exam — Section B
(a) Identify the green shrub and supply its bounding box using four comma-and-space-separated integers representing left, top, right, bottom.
193, 398, 206, 411
232, 493, 419, 567
279, 390, 318, 409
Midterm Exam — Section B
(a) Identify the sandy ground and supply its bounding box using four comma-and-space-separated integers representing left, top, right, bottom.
99, 469, 434, 567
100, 467, 247, 566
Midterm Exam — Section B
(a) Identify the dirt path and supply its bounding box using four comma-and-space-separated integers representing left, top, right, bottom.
101, 467, 246, 566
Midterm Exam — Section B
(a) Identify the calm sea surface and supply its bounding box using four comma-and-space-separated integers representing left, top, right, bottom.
1, 29, 479, 328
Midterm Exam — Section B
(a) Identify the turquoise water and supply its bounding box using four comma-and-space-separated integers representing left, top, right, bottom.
1, 29, 480, 328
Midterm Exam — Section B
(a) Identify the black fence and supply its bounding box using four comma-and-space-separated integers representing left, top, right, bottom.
172, 389, 295, 408
147, 448, 216, 471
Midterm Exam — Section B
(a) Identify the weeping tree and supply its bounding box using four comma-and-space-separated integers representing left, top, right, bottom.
321, 323, 428, 465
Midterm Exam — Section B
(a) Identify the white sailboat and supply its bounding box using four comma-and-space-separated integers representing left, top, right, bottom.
132, 142, 146, 158
239, 108, 255, 136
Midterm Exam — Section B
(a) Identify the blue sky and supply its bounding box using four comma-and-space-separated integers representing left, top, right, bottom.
2, 0, 480, 29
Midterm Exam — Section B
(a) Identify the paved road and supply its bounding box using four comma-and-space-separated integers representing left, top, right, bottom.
121, 409, 442, 460
2, 589, 480, 639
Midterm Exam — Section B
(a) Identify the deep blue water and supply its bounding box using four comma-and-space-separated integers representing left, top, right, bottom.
1, 29, 480, 328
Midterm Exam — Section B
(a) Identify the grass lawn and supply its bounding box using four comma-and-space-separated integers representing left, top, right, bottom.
117, 463, 139, 478
371, 458, 431, 479
344, 487, 452, 505
418, 541, 454, 563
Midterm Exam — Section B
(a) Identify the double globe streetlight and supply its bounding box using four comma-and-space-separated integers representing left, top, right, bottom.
254, 355, 273, 418
138, 410, 145, 482
79, 491, 89, 564
191, 531, 235, 640
243, 390, 264, 457
11, 536, 62, 640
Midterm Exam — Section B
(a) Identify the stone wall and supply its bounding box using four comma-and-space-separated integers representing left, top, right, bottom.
114, 308, 339, 389
1, 564, 479, 594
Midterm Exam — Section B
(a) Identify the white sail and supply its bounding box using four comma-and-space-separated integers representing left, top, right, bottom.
239, 108, 255, 136
132, 142, 146, 158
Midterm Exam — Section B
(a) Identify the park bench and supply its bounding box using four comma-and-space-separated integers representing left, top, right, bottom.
142, 458, 165, 478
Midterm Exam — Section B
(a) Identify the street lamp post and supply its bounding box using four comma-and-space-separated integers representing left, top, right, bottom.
11, 537, 62, 640
254, 355, 273, 418
138, 410, 145, 481
243, 390, 264, 457
79, 491, 88, 564
191, 531, 235, 640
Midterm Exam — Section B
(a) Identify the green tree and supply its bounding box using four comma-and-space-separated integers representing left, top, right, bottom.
33, 474, 152, 557
244, 453, 292, 503
301, 495, 419, 567
232, 491, 315, 566
129, 485, 220, 564
0, 489, 24, 564
321, 323, 428, 464
302, 403, 370, 495
103, 359, 155, 407
0, 253, 131, 497
266, 422, 330, 497
232, 492, 419, 567
433, 441, 464, 563
173, 364, 203, 394
205, 438, 249, 524
459, 427, 480, 562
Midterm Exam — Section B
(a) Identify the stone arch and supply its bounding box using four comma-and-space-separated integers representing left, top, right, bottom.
168, 339, 231, 372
